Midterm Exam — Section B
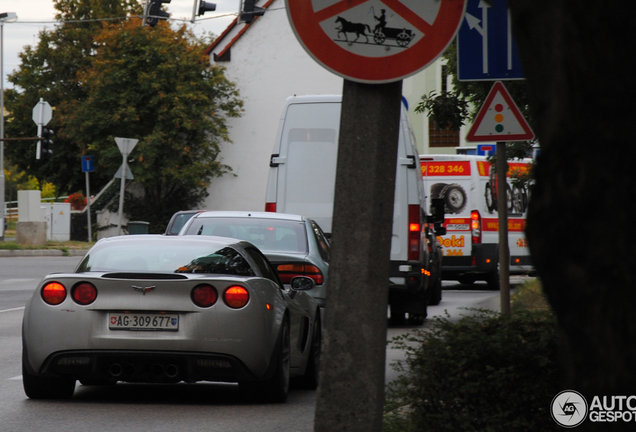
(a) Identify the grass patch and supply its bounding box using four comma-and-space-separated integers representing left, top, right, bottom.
0, 240, 93, 253
384, 279, 560, 431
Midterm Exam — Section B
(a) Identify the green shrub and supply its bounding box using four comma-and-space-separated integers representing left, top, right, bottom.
385, 309, 561, 431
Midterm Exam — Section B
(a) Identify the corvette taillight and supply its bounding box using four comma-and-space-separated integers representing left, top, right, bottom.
277, 263, 323, 285
191, 284, 218, 308
42, 282, 67, 305
224, 286, 249, 308
72, 282, 98, 305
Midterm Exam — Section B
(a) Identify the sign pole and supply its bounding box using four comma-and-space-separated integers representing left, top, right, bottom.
85, 171, 92, 242
496, 142, 511, 315
114, 138, 138, 236
315, 80, 402, 432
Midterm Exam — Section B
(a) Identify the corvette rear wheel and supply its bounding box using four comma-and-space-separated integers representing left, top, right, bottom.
241, 319, 290, 403
23, 362, 75, 399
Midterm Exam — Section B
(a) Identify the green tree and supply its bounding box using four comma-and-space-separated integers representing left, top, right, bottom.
5, 0, 143, 192
66, 19, 242, 232
5, 0, 242, 232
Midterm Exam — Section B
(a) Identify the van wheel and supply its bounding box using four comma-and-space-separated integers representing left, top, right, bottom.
441, 184, 467, 214
428, 278, 442, 306
486, 271, 500, 290
389, 304, 406, 325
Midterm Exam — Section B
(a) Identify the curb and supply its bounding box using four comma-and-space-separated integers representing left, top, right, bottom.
0, 249, 87, 257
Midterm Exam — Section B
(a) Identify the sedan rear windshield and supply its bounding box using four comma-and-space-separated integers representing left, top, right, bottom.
76, 243, 255, 277
184, 217, 308, 254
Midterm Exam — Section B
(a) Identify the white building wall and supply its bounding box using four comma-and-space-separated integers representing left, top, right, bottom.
203, 0, 448, 212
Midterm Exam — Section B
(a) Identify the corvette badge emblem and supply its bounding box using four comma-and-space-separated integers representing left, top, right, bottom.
132, 285, 156, 295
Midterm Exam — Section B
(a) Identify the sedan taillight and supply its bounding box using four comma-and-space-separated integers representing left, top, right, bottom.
42, 282, 67, 305
191, 284, 218, 308
72, 282, 98, 305
224, 286, 249, 308
277, 263, 323, 285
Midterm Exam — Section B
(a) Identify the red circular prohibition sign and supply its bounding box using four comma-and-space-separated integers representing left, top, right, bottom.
286, 0, 466, 83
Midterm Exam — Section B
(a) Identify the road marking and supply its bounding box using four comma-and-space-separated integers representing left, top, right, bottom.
8, 375, 22, 381
0, 307, 25, 313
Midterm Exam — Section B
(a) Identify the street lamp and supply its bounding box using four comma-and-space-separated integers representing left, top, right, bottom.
0, 12, 18, 240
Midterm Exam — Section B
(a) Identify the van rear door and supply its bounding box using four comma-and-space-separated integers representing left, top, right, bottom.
275, 100, 341, 233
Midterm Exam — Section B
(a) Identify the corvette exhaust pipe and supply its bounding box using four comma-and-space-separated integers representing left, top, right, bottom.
109, 363, 123, 377
165, 364, 179, 378
151, 364, 165, 377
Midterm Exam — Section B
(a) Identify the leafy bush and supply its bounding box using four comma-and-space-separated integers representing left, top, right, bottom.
385, 308, 561, 431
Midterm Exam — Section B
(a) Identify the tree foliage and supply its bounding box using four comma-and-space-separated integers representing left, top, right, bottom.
5, 0, 242, 232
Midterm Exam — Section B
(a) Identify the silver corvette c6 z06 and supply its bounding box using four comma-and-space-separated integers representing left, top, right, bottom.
22, 235, 321, 403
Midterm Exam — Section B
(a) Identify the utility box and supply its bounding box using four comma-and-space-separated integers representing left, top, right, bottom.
17, 190, 46, 246
41, 203, 71, 241
18, 190, 44, 222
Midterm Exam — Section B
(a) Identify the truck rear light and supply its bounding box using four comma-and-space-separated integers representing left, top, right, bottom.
71, 282, 98, 305
224, 286, 249, 308
408, 205, 421, 261
42, 282, 67, 305
277, 263, 323, 285
471, 210, 481, 244
265, 202, 276, 212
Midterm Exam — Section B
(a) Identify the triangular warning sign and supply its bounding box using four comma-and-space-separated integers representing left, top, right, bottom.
466, 81, 534, 142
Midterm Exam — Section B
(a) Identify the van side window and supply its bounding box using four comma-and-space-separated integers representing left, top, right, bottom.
311, 220, 331, 263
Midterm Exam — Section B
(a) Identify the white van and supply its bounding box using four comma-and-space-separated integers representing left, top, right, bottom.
420, 154, 533, 289
265, 95, 443, 324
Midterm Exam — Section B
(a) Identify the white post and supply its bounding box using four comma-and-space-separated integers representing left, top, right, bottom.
117, 156, 128, 236
85, 171, 92, 241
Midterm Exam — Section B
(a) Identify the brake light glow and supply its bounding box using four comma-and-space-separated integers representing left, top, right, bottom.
408, 205, 421, 261
265, 202, 276, 212
72, 282, 98, 305
191, 284, 218, 308
471, 210, 482, 244
276, 263, 323, 285
224, 286, 249, 308
42, 282, 67, 305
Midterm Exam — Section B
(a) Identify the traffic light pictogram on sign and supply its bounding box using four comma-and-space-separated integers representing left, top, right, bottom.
466, 81, 534, 142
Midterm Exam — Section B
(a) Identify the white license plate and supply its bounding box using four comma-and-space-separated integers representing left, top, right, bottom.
109, 313, 179, 331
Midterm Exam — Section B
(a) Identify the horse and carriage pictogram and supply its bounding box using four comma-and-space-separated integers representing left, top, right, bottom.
334, 13, 417, 48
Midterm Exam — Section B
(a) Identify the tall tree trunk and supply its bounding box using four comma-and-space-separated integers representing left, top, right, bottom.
509, 0, 636, 426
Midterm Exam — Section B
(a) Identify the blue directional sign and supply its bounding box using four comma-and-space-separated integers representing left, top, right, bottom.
81, 155, 94, 173
457, 0, 524, 81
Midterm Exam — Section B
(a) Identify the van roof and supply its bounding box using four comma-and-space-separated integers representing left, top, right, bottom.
284, 94, 342, 105
194, 211, 306, 222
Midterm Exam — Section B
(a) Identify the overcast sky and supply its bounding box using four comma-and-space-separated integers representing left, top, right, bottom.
1, 0, 242, 90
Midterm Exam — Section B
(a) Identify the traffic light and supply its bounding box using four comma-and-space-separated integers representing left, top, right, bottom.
240, 0, 265, 23
196, 1, 216, 16
146, 0, 171, 27
40, 127, 54, 159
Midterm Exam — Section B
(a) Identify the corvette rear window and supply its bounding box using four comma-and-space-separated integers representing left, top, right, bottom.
76, 243, 255, 277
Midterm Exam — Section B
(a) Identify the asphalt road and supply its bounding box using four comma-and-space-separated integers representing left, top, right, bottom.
0, 256, 507, 431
